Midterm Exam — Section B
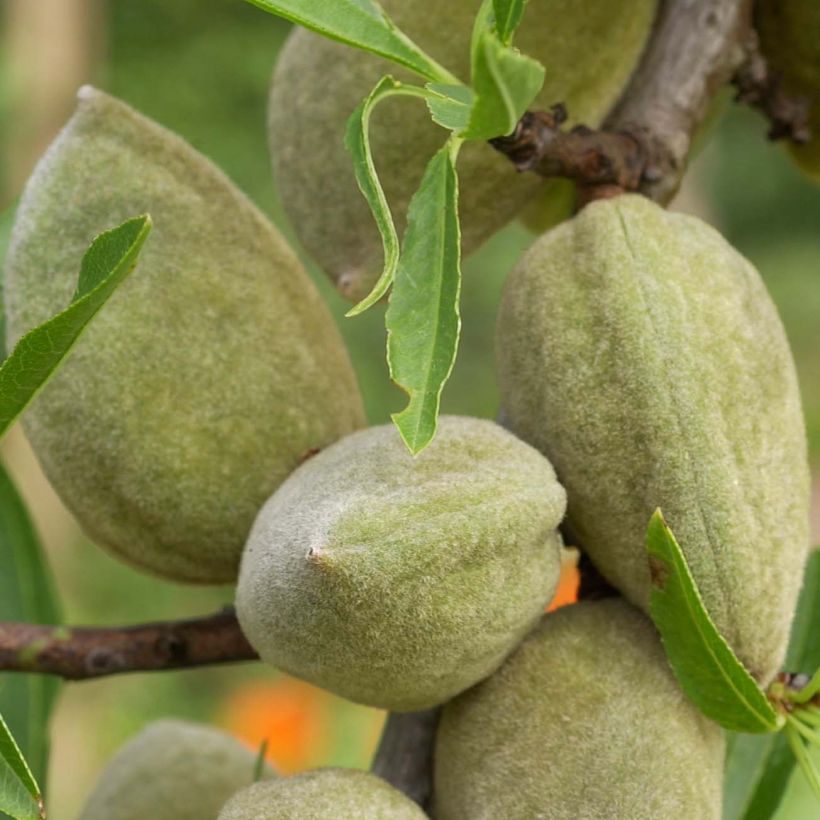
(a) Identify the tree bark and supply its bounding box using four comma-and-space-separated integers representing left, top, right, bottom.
0, 609, 256, 679
493, 0, 760, 204
371, 708, 441, 814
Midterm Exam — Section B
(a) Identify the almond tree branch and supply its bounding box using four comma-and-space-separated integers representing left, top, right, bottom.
371, 708, 441, 813
493, 0, 759, 203
0, 608, 257, 679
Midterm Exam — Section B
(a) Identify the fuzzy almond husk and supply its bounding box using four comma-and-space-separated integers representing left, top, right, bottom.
496, 194, 810, 685
218, 769, 426, 820
3, 88, 365, 584
269, 0, 657, 301
78, 720, 275, 820
236, 416, 566, 711
435, 599, 725, 820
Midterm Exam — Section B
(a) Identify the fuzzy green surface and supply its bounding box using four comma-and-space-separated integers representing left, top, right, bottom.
217, 768, 426, 819
268, 0, 656, 300
3, 88, 365, 583
78, 719, 275, 820
435, 599, 725, 820
757, 0, 820, 178
496, 194, 810, 685
236, 416, 566, 711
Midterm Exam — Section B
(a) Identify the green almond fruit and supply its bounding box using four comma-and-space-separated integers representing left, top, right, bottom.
235, 416, 566, 711
269, 0, 657, 301
3, 87, 365, 583
217, 769, 426, 820
496, 194, 810, 685
435, 599, 725, 820
78, 719, 275, 820
757, 0, 820, 180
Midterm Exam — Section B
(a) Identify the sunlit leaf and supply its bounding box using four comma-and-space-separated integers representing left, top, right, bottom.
386, 138, 462, 454
0, 462, 61, 796
424, 84, 474, 132
723, 551, 820, 819
0, 215, 152, 440
646, 510, 781, 733
345, 77, 410, 316
0, 713, 41, 820
461, 28, 543, 141
243, 0, 456, 82
492, 0, 527, 44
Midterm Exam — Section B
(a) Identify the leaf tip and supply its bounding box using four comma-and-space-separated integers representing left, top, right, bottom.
391, 409, 433, 456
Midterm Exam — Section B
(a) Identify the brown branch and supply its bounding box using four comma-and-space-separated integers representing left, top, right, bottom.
0, 608, 257, 679
492, 0, 752, 204
732, 30, 812, 143
490, 105, 647, 205
371, 708, 441, 814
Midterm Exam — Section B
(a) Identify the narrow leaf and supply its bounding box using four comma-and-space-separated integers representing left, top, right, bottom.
785, 550, 820, 672
461, 28, 544, 141
243, 0, 456, 83
0, 215, 152, 440
646, 510, 781, 733
0, 462, 61, 794
723, 551, 820, 819
470, 0, 495, 69
345, 77, 406, 317
386, 138, 462, 454
785, 720, 820, 801
493, 0, 527, 45
0, 713, 41, 820
424, 84, 474, 132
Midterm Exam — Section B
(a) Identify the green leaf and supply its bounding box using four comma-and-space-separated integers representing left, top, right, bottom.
470, 0, 495, 68
424, 84, 474, 132
461, 28, 544, 141
386, 138, 462, 454
784, 720, 820, 802
723, 551, 820, 819
0, 461, 61, 798
242, 0, 456, 83
0, 713, 42, 820
785, 551, 820, 673
345, 77, 415, 317
492, 0, 527, 44
646, 510, 781, 734
0, 203, 17, 362
0, 215, 152, 441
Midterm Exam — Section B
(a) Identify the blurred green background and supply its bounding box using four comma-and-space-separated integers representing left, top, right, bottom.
0, 1, 818, 817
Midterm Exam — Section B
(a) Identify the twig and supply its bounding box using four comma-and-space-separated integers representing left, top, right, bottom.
0, 608, 257, 679
732, 30, 812, 143
490, 105, 647, 204
371, 708, 441, 813
492, 0, 752, 203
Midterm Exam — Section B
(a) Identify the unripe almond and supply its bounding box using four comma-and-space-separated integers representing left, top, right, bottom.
435, 599, 725, 820
236, 416, 566, 711
78, 719, 275, 820
217, 769, 426, 820
3, 88, 365, 583
496, 194, 810, 685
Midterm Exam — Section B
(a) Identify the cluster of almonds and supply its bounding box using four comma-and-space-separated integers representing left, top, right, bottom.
2, 1, 814, 817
